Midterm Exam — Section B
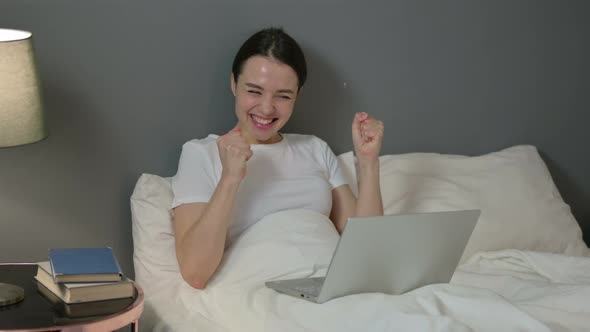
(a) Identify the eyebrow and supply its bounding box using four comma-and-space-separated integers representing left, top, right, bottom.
244, 82, 295, 95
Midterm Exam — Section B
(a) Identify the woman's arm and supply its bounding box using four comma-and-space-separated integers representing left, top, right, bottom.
355, 158, 383, 217
173, 177, 241, 289
172, 127, 252, 289
330, 112, 384, 233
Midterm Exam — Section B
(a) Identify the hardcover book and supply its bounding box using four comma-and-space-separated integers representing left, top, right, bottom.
36, 280, 134, 319
35, 261, 133, 304
48, 247, 122, 283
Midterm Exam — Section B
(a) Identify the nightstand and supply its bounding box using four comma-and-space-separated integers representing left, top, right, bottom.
0, 263, 144, 332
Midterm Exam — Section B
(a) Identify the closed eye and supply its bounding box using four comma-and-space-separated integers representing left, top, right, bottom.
247, 90, 262, 95
278, 95, 292, 100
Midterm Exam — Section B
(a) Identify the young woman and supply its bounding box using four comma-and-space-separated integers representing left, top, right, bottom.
171, 27, 384, 289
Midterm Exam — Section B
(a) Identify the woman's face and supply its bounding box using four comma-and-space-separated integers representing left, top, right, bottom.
231, 55, 299, 144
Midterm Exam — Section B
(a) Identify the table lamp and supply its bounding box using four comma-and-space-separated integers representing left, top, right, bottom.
0, 28, 48, 307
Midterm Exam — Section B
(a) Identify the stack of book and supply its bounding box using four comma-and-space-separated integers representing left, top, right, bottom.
34, 247, 134, 305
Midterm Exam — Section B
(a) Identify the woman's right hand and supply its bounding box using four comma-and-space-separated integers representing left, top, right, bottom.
216, 125, 253, 184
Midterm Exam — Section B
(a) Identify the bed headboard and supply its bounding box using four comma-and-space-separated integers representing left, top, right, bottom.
1, 0, 588, 278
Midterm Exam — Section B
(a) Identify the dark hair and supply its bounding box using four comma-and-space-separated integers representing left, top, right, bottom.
232, 27, 307, 91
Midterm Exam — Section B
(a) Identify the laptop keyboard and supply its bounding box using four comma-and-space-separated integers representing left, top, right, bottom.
292, 277, 324, 296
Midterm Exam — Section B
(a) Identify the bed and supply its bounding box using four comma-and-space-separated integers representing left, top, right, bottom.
130, 145, 590, 332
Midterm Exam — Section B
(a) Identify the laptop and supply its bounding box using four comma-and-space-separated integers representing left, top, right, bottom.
265, 209, 480, 303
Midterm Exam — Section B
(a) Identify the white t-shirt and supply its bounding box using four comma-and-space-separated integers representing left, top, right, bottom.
171, 133, 349, 242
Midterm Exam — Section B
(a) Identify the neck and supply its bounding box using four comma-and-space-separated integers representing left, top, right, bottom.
244, 132, 282, 145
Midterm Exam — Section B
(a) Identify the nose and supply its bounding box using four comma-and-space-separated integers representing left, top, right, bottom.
259, 95, 275, 116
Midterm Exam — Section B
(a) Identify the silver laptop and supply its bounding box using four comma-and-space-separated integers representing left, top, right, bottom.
265, 210, 480, 303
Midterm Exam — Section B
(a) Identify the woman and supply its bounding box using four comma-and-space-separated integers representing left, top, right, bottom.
171, 27, 384, 289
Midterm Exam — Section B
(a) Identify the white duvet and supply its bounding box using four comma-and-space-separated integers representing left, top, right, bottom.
142, 209, 590, 332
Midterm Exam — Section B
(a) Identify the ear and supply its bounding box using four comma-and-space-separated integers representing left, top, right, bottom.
296, 85, 303, 96
230, 73, 237, 97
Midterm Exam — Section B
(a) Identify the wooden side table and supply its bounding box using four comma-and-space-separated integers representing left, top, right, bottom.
0, 263, 144, 332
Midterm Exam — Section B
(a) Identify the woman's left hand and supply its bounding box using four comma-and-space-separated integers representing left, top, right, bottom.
352, 112, 384, 162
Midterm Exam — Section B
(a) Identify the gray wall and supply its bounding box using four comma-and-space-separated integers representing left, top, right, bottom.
1, 0, 588, 279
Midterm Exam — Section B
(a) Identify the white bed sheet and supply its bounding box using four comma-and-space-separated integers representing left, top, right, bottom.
140, 209, 590, 332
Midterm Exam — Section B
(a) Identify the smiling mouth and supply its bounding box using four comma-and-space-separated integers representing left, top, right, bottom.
250, 114, 278, 127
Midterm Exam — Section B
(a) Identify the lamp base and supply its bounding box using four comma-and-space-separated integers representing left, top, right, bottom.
0, 283, 24, 307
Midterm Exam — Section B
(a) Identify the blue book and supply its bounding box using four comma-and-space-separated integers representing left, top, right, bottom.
49, 247, 123, 283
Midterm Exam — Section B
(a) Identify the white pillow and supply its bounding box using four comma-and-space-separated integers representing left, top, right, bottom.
338, 145, 589, 262
130, 145, 590, 287
130, 174, 179, 294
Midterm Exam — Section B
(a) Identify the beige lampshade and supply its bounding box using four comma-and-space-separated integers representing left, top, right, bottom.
0, 28, 47, 148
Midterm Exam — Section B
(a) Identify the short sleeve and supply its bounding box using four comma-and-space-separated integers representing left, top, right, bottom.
171, 138, 219, 208
317, 138, 349, 190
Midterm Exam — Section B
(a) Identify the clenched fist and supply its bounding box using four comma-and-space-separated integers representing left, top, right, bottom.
216, 125, 253, 184
352, 112, 384, 163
